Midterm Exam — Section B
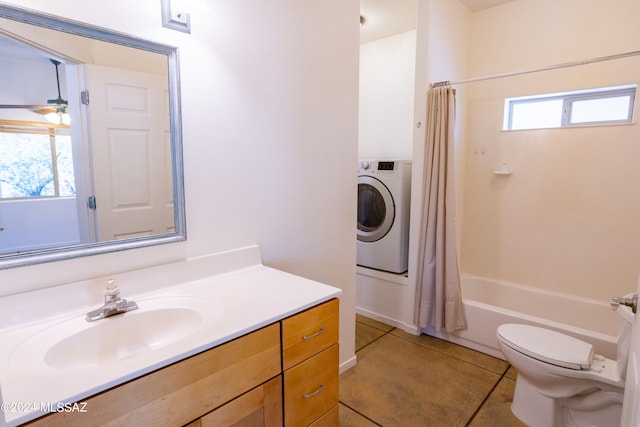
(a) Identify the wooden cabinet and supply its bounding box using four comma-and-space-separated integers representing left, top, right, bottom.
25, 299, 339, 427
282, 299, 339, 426
186, 376, 283, 427
26, 324, 281, 427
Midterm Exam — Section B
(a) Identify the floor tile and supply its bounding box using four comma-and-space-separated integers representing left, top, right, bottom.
356, 314, 395, 332
339, 403, 381, 426
355, 322, 389, 351
340, 333, 502, 426
467, 377, 526, 426
389, 329, 510, 375
505, 366, 518, 380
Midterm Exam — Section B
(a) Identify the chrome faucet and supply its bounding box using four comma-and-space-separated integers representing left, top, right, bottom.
86, 279, 139, 322
610, 293, 638, 314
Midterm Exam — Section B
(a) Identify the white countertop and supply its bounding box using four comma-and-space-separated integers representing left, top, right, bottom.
0, 246, 341, 426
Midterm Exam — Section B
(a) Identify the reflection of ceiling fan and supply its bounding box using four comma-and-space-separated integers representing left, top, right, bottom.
0, 58, 70, 125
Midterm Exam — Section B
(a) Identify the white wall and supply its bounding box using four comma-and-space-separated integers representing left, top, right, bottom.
0, 0, 359, 369
355, 28, 417, 329
359, 30, 416, 160
0, 198, 79, 252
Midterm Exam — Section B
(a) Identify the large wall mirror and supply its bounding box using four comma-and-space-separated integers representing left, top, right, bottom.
0, 4, 186, 269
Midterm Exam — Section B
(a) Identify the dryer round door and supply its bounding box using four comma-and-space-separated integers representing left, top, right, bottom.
357, 175, 395, 242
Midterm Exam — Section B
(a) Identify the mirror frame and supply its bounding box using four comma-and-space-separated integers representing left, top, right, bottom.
0, 3, 186, 269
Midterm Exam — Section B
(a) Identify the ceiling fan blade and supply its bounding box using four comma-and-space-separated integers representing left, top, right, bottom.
0, 104, 49, 109
33, 107, 56, 115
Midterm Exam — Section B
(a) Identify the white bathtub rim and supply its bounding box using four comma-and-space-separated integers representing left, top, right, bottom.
460, 273, 617, 336
355, 273, 619, 360
425, 298, 618, 361
460, 273, 612, 310
465, 299, 616, 347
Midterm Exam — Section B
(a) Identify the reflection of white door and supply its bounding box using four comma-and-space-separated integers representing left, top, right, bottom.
621, 275, 640, 425
84, 65, 174, 241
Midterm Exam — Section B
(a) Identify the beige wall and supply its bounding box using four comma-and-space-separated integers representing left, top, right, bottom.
460, 0, 640, 300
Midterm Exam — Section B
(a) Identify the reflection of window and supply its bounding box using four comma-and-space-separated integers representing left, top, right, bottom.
504, 85, 636, 130
0, 121, 75, 199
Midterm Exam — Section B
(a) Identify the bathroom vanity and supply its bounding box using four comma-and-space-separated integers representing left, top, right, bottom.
0, 247, 341, 427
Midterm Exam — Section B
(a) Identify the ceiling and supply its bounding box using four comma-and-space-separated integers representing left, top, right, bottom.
0, 37, 49, 64
360, 0, 515, 44
459, 0, 515, 11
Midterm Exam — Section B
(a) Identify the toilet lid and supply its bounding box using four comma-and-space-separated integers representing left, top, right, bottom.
497, 324, 594, 370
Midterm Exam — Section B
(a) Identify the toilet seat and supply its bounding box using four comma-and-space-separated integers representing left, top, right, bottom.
497, 324, 595, 370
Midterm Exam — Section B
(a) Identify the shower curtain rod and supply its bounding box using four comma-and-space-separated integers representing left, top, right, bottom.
430, 48, 640, 89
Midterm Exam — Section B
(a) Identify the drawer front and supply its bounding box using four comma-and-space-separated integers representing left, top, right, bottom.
282, 298, 339, 370
308, 405, 338, 427
26, 324, 281, 427
284, 344, 339, 426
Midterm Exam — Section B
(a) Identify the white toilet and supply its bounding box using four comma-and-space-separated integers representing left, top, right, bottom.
496, 297, 636, 427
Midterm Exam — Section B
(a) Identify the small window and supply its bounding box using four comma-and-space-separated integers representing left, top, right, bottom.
504, 85, 636, 130
0, 121, 75, 199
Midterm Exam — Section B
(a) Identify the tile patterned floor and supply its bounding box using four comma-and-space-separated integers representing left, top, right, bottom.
339, 315, 526, 426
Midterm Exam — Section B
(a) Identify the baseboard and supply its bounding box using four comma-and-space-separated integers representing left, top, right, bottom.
422, 326, 507, 360
355, 307, 420, 336
340, 354, 357, 373
402, 323, 420, 336
355, 306, 506, 360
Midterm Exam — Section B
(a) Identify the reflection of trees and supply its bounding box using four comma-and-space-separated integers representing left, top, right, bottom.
55, 137, 76, 196
0, 156, 53, 196
0, 133, 74, 198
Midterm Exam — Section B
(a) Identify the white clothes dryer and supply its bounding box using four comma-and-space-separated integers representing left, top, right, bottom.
357, 160, 411, 274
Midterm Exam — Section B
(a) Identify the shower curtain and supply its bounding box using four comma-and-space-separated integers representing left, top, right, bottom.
414, 85, 467, 333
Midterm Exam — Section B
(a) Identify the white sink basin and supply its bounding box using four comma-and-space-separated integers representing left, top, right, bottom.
9, 296, 216, 371
45, 307, 201, 369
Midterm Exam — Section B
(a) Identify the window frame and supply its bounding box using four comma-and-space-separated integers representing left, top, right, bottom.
504, 85, 637, 130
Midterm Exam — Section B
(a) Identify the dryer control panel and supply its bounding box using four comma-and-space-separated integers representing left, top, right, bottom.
377, 161, 395, 171
358, 160, 396, 172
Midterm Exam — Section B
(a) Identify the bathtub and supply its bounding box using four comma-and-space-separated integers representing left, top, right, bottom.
425, 274, 619, 360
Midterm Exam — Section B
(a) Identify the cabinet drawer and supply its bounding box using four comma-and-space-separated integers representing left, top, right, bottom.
282, 298, 339, 370
26, 324, 281, 427
308, 406, 338, 427
284, 344, 339, 426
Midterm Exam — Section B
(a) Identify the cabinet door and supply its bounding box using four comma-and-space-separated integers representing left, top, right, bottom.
284, 344, 339, 426
190, 376, 282, 427
282, 299, 339, 370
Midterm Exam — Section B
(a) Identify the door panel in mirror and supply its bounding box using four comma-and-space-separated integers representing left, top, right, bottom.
84, 64, 174, 241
